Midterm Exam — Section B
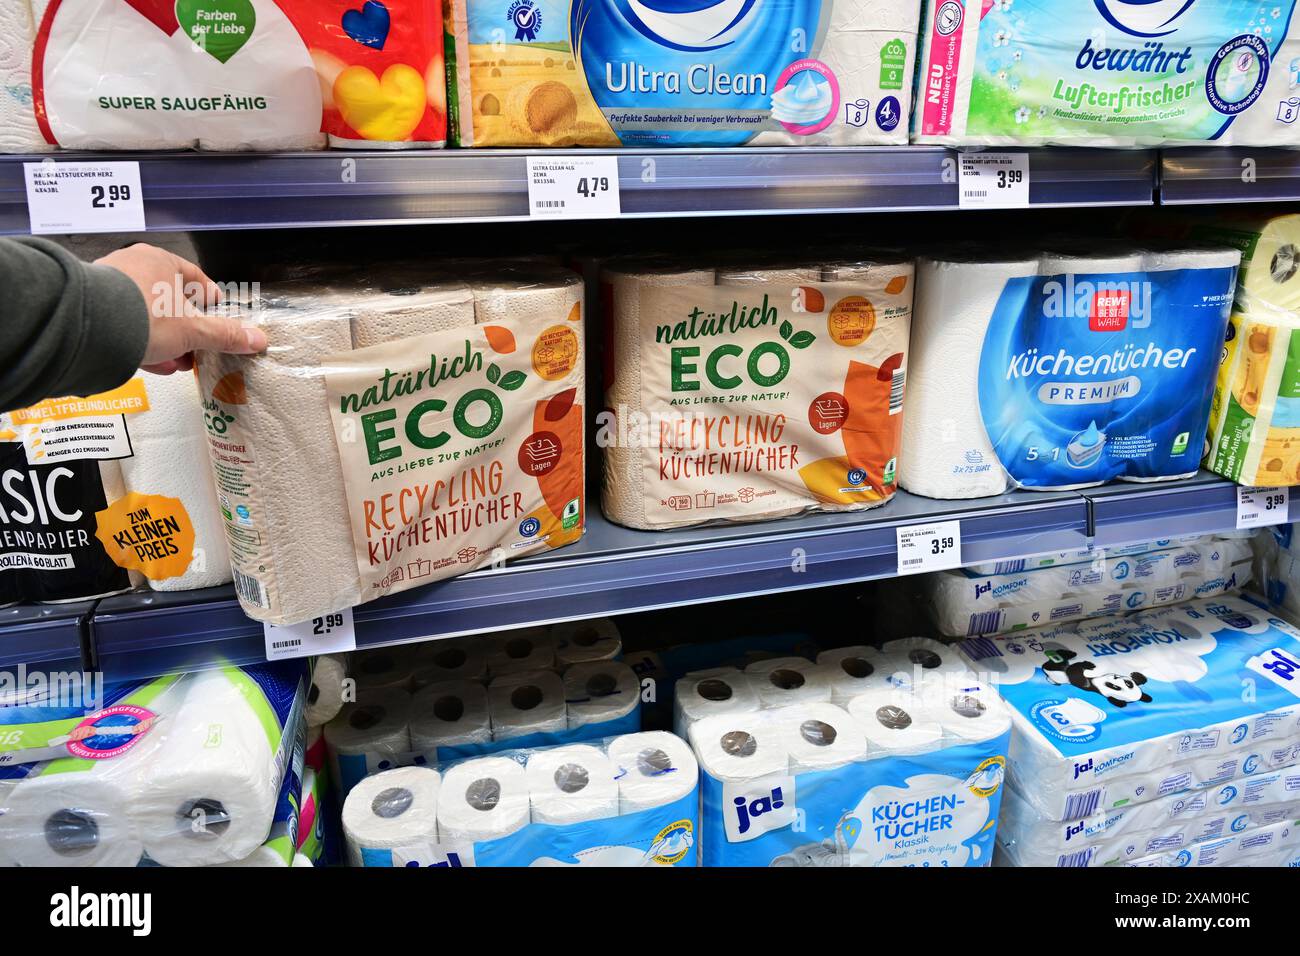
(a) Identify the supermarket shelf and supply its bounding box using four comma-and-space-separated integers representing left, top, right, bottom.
1160, 147, 1300, 204
0, 601, 93, 672
88, 488, 1088, 681
0, 147, 1157, 233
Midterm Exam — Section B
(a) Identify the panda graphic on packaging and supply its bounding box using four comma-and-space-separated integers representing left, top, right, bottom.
1043, 650, 1153, 708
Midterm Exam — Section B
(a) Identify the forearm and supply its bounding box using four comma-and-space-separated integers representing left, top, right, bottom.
0, 237, 149, 412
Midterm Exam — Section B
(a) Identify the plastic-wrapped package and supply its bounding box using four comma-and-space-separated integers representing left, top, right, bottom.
958, 596, 1300, 823
601, 254, 913, 530
342, 731, 699, 866
688, 669, 1011, 866
965, 535, 1208, 576
0, 660, 307, 867
899, 244, 1239, 498
1124, 818, 1300, 868
913, 0, 1300, 148
194, 262, 586, 625
14, 0, 326, 152
446, 0, 921, 147
926, 535, 1253, 637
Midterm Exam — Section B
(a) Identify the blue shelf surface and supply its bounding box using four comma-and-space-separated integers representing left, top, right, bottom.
1161, 148, 1300, 205
0, 600, 93, 672
0, 147, 1158, 233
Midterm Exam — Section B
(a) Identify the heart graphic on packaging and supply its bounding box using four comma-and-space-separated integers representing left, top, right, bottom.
175, 0, 257, 63
342, 0, 391, 49
334, 63, 427, 141
122, 0, 180, 33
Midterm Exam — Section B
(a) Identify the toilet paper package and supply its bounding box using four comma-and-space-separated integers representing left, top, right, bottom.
562, 661, 641, 731
927, 536, 1254, 637
913, 0, 1300, 148
446, 0, 921, 147
999, 763, 1300, 868
211, 713, 307, 867
966, 535, 1208, 576
690, 684, 1011, 866
553, 618, 622, 667
196, 264, 586, 625
324, 689, 413, 798
350, 732, 698, 866
1125, 817, 1300, 868
0, 660, 307, 867
307, 653, 349, 728
900, 246, 1239, 498
342, 765, 442, 867
14, 0, 326, 152
958, 595, 1300, 823
601, 255, 913, 530
409, 679, 493, 762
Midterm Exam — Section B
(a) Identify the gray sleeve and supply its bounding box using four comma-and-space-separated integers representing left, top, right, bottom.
0, 236, 149, 412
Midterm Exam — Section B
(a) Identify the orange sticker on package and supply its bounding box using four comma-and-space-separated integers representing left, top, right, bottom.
94, 491, 197, 581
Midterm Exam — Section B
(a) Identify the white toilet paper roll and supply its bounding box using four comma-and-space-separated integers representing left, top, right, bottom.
899, 253, 1040, 500
815, 646, 894, 704
525, 744, 619, 825
131, 670, 285, 866
847, 690, 944, 756
409, 680, 492, 755
672, 667, 762, 737
744, 657, 833, 708
307, 654, 349, 728
880, 638, 967, 688
352, 646, 417, 692
324, 690, 413, 790
921, 678, 1012, 744
1143, 246, 1243, 273
0, 768, 144, 867
688, 715, 789, 783
437, 756, 530, 845
553, 618, 623, 667
412, 638, 489, 686
342, 766, 441, 867
487, 670, 567, 740
770, 703, 867, 772
607, 732, 699, 813
1039, 250, 1145, 278
562, 661, 640, 728
487, 627, 556, 676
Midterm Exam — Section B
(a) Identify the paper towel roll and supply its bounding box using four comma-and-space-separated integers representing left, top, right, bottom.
0, 1, 52, 153
352, 646, 417, 693
920, 678, 1011, 744
562, 661, 640, 728
0, 767, 144, 867
349, 282, 476, 350
324, 689, 413, 791
97, 457, 145, 591
409, 680, 492, 755
197, 292, 360, 623
1229, 215, 1300, 315
672, 667, 761, 737
1039, 249, 1145, 278
525, 744, 619, 825
1143, 245, 1243, 274
131, 670, 285, 866
487, 628, 556, 676
469, 265, 583, 327
770, 702, 867, 772
342, 766, 441, 867
437, 755, 530, 844
687, 715, 788, 782
553, 618, 622, 667
607, 731, 699, 813
899, 253, 1040, 499
487, 670, 567, 740
601, 259, 718, 530
412, 638, 489, 686
714, 264, 822, 285
307, 654, 349, 728
815, 646, 894, 704
743, 657, 832, 708
847, 690, 943, 756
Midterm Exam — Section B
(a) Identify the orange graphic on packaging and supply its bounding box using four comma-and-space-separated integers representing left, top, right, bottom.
94, 492, 196, 582
828, 296, 877, 347
839, 355, 904, 494
532, 325, 580, 381
483, 325, 517, 354
11, 378, 150, 425
210, 371, 248, 405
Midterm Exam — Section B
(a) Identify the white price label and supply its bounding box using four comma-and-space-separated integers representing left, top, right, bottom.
957, 151, 1030, 210
1236, 486, 1290, 530
896, 520, 963, 575
24, 160, 146, 234
526, 156, 621, 219
263, 607, 357, 661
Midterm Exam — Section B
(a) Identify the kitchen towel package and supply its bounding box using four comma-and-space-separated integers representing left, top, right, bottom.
212, 715, 307, 867
899, 245, 1239, 498
446, 0, 921, 147
958, 595, 1300, 823
601, 254, 913, 530
927, 535, 1253, 637
913, 0, 1300, 148
1123, 818, 1300, 867
17, 0, 327, 151
196, 264, 586, 625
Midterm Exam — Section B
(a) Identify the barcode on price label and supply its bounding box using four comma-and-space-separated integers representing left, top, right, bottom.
1236, 486, 1290, 530
896, 520, 963, 575
957, 151, 1030, 210
526, 155, 621, 219
263, 606, 357, 661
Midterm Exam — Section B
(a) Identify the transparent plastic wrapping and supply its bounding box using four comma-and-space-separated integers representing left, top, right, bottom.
1121, 818, 1300, 868
926, 534, 1254, 638
341, 730, 699, 866
684, 653, 1011, 866
913, 0, 1300, 148
958, 595, 1300, 823
900, 243, 1239, 499
195, 262, 586, 625
1259, 524, 1300, 621
600, 253, 914, 531
0, 660, 307, 867
446, 0, 920, 147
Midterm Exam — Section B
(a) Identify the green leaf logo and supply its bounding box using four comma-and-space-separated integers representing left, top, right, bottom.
788, 330, 815, 349
499, 371, 527, 391
779, 320, 794, 340
487, 363, 501, 385
176, 0, 256, 64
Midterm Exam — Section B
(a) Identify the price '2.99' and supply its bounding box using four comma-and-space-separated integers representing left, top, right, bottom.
90, 183, 131, 208
313, 613, 345, 635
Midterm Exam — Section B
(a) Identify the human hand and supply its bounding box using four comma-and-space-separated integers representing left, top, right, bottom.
95, 243, 267, 375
